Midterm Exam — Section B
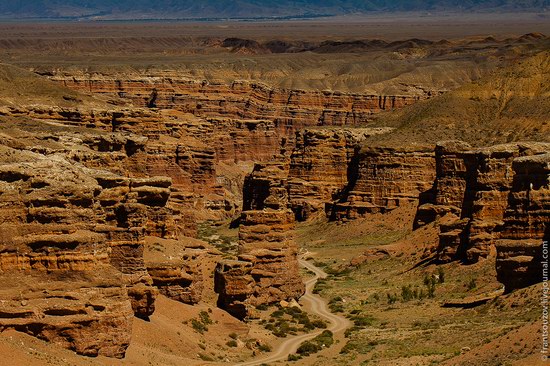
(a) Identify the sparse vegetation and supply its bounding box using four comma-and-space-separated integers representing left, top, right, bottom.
226, 340, 238, 347
258, 343, 272, 352
290, 330, 335, 359
262, 304, 327, 338
287, 354, 301, 361
190, 310, 214, 334
198, 353, 214, 362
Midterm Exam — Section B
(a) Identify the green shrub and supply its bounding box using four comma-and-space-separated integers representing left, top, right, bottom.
287, 354, 301, 361
401, 285, 414, 301
226, 340, 238, 347
297, 341, 320, 355
424, 274, 437, 298
191, 319, 208, 334
312, 320, 327, 329
271, 309, 284, 318
352, 315, 375, 327
258, 344, 272, 352
315, 330, 334, 347
345, 326, 362, 338
437, 267, 445, 283
340, 339, 378, 355
199, 310, 213, 325
296, 330, 334, 357
285, 307, 302, 316
198, 353, 214, 361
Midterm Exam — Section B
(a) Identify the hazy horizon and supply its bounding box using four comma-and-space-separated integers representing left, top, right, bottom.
0, 0, 548, 20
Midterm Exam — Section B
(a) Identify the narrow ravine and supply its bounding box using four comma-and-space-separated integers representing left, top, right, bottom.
237, 258, 351, 366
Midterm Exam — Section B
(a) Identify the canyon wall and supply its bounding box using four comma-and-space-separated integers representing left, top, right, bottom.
329, 145, 437, 220
29, 73, 430, 233
1, 106, 241, 235
496, 153, 550, 292
414, 142, 550, 266
264, 134, 548, 292
0, 144, 172, 357
53, 75, 423, 132
288, 127, 393, 220
0, 112, 221, 356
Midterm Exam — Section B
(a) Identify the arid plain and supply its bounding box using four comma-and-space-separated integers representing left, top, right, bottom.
0, 14, 549, 366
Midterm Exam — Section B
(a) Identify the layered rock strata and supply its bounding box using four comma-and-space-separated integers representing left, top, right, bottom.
215, 162, 305, 319
329, 145, 436, 220
0, 145, 173, 357
415, 141, 550, 263
288, 127, 393, 220
144, 236, 213, 304
16, 73, 430, 228
496, 153, 550, 291
53, 75, 422, 129
1, 106, 240, 234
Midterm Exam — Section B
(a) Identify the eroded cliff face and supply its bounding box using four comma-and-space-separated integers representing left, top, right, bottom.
53, 75, 422, 128
0, 144, 173, 357
144, 236, 217, 305
329, 145, 436, 220
0, 110, 208, 357
415, 141, 550, 265
215, 162, 304, 319
15, 72, 435, 234
280, 134, 548, 292
0, 106, 241, 236
288, 127, 393, 220
496, 153, 550, 292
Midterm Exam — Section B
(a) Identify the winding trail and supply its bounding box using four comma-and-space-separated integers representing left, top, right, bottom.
237, 258, 351, 366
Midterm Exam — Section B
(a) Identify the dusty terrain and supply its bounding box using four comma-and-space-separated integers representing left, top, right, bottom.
0, 17, 548, 366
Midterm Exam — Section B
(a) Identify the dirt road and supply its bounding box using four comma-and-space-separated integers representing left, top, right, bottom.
237, 258, 351, 366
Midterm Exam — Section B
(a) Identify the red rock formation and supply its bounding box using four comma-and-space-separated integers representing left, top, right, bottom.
496, 153, 550, 291
52, 75, 423, 129
19, 73, 429, 229
0, 114, 183, 356
1, 106, 239, 234
414, 141, 550, 263
329, 145, 436, 220
288, 127, 393, 220
0, 143, 172, 357
144, 236, 216, 304
215, 161, 304, 319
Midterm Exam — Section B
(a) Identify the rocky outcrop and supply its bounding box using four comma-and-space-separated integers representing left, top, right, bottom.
329, 145, 436, 220
215, 161, 304, 319
415, 141, 550, 263
144, 236, 216, 304
496, 153, 550, 292
0, 106, 240, 234
288, 127, 393, 220
0, 142, 173, 357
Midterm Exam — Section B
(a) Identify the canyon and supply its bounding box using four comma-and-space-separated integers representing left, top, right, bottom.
0, 21, 548, 365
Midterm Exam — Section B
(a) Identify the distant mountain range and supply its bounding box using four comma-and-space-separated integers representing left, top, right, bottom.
0, 0, 548, 20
